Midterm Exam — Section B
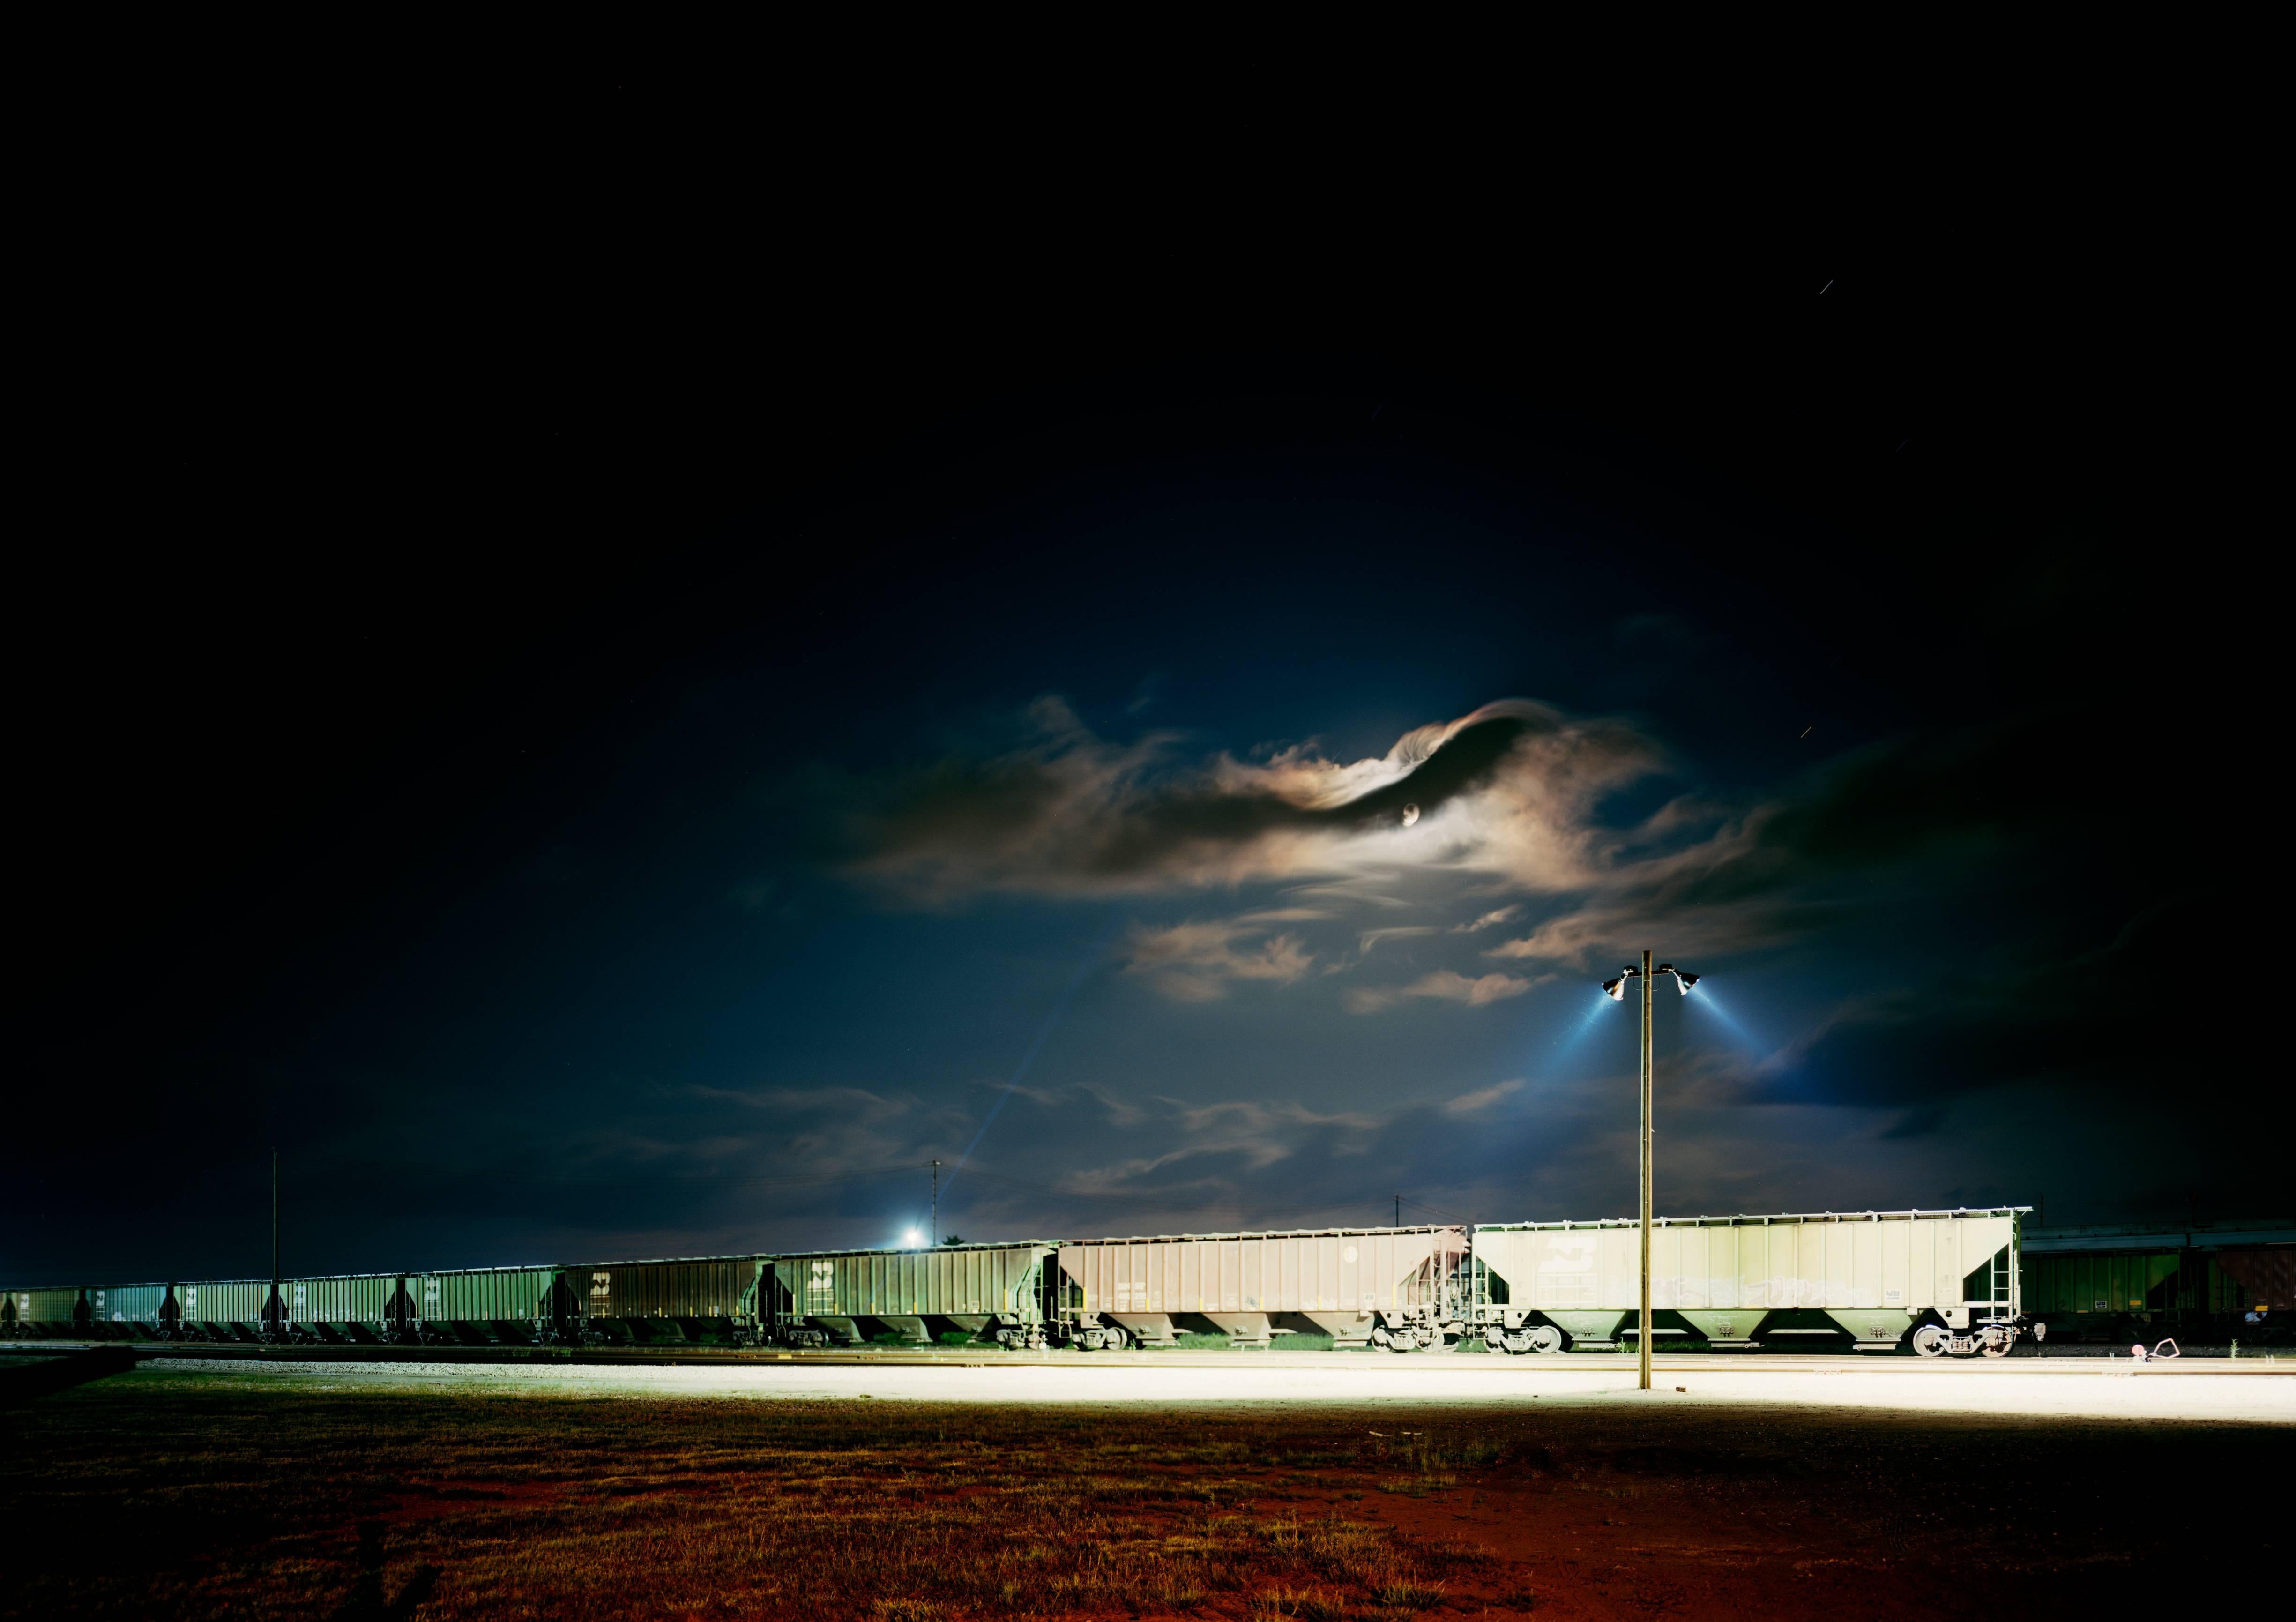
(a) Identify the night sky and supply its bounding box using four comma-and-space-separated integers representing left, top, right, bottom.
12, 192, 2267, 1284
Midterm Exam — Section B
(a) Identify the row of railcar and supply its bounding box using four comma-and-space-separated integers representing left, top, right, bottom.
3, 1207, 2065, 1357
1064, 1209, 2041, 1357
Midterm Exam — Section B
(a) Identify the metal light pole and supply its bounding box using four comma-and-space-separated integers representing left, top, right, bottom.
269, 1149, 281, 1344
930, 1159, 941, 1245
1602, 955, 1700, 1391
1639, 951, 1652, 1391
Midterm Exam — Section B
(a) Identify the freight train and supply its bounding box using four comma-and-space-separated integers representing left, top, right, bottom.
4, 1206, 2095, 1358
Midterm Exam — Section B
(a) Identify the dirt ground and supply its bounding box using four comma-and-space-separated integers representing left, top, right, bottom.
2, 1361, 2284, 1619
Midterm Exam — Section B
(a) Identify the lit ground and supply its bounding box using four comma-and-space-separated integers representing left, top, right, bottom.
6, 1358, 2286, 1619
143, 1351, 2296, 1424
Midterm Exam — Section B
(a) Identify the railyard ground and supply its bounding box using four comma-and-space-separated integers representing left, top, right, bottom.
3, 1359, 2288, 1621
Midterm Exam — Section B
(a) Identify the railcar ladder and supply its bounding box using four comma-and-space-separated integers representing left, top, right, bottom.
1985, 1245, 2013, 1322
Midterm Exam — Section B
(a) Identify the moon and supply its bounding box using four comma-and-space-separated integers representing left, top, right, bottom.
1401, 803, 1420, 827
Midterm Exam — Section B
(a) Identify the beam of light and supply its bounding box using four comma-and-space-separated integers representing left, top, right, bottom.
1537, 989, 1620, 1070
902, 1228, 923, 1247
941, 912, 1125, 1198
1683, 983, 1763, 1049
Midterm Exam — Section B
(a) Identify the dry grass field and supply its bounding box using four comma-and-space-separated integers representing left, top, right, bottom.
1, 1362, 2282, 1619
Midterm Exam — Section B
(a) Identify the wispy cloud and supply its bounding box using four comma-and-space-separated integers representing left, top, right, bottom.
1121, 915, 1317, 1002
1343, 969, 1537, 1014
1442, 1078, 1526, 1115
1358, 925, 1441, 955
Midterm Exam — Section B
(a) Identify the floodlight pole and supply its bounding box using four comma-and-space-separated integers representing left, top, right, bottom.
1638, 951, 1655, 1391
1602, 953, 1695, 1391
931, 1159, 940, 1246
270, 1149, 281, 1344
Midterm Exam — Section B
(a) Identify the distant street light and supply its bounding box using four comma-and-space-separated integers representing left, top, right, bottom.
1601, 952, 1699, 1392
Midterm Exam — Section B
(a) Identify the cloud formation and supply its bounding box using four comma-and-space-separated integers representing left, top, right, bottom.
1121, 912, 1319, 1002
847, 696, 1660, 904
1342, 970, 1536, 1014
844, 695, 2144, 1066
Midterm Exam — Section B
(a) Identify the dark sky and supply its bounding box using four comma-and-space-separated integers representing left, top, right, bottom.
10, 147, 2269, 1283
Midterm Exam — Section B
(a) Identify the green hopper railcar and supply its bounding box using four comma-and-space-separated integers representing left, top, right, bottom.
87, 1283, 168, 1337
416, 1266, 569, 1345
171, 1279, 271, 1341
570, 1256, 765, 1345
3, 1286, 91, 1338
282, 1274, 405, 1343
2018, 1218, 2295, 1343
764, 1242, 1055, 1348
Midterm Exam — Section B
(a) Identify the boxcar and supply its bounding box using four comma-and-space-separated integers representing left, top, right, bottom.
1469, 1208, 2031, 1356
1058, 1226, 1471, 1350
764, 1242, 1054, 1348
571, 1255, 764, 1345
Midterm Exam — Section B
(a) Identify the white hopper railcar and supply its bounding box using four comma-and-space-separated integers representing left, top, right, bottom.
1469, 1206, 2037, 1356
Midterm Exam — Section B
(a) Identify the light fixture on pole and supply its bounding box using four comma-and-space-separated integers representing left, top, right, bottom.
1601, 952, 1700, 1392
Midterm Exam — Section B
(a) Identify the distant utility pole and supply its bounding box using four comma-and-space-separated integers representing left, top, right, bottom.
930, 1159, 941, 1246
1395, 1193, 1401, 1227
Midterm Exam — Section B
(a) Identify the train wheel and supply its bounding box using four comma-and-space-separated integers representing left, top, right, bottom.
1528, 1324, 1564, 1354
1913, 1325, 1949, 1358
1980, 1337, 2012, 1358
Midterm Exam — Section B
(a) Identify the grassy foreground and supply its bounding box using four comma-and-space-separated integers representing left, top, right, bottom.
2, 1364, 2283, 1619
5, 1368, 1493, 1620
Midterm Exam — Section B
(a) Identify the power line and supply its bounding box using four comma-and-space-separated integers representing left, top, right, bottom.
1400, 1194, 1466, 1223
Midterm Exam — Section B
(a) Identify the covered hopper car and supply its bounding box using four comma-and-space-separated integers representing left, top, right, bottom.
570, 1255, 764, 1345
165, 1279, 272, 1342
1470, 1207, 2036, 1356
4, 1286, 94, 1337
276, 1273, 405, 1343
762, 1241, 1055, 1348
1057, 1226, 1469, 1349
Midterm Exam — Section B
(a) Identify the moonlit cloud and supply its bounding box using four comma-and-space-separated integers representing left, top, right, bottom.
840, 694, 1907, 1024
846, 696, 1662, 904
843, 694, 2151, 1074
